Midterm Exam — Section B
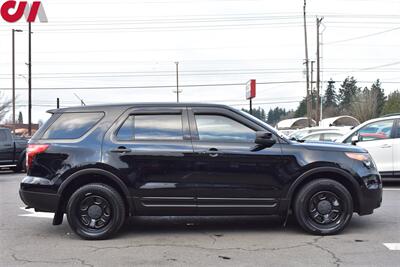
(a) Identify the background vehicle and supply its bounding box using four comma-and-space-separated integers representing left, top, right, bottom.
301, 131, 344, 142
339, 115, 400, 180
0, 127, 27, 172
20, 103, 382, 239
289, 126, 351, 141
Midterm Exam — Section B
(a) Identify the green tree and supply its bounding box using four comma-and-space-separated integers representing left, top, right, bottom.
17, 111, 23, 124
382, 90, 400, 115
323, 79, 337, 108
294, 98, 307, 117
242, 107, 267, 121
370, 79, 386, 115
338, 76, 361, 112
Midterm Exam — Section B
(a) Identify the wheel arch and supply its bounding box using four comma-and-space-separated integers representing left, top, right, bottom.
56, 168, 134, 221
283, 167, 362, 215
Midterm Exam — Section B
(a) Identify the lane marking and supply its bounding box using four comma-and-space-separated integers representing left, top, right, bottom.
383, 243, 400, 250
18, 207, 53, 219
383, 188, 400, 191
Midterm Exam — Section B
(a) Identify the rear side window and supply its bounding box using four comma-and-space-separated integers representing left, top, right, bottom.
116, 114, 183, 141
42, 112, 104, 139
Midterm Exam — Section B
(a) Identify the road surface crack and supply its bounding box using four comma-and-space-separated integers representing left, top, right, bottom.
11, 253, 93, 267
307, 237, 342, 267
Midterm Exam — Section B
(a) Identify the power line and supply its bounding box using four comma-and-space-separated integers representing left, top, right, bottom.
0, 81, 305, 91
325, 26, 400, 45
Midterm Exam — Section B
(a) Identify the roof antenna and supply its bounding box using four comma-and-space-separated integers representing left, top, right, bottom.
74, 93, 86, 106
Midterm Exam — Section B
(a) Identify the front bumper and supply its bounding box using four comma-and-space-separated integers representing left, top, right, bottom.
20, 176, 59, 212
357, 186, 382, 215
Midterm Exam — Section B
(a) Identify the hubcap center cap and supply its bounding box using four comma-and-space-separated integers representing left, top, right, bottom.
317, 200, 332, 215
88, 205, 102, 219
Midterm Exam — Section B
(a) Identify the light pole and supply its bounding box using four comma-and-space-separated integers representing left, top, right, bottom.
28, 22, 32, 136
173, 62, 182, 103
12, 29, 23, 134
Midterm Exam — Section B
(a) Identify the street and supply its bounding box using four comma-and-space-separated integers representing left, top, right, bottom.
1, 172, 399, 267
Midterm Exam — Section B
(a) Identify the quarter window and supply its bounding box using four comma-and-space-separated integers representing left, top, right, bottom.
195, 115, 256, 142
117, 114, 183, 141
42, 112, 104, 139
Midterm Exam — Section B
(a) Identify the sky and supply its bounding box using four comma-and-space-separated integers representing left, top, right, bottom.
0, 0, 400, 122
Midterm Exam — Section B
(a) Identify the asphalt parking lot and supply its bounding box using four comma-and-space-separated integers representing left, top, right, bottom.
1, 172, 399, 267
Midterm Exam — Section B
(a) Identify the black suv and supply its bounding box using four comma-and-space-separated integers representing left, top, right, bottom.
20, 103, 382, 239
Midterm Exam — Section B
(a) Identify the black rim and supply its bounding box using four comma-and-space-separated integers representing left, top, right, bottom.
78, 194, 112, 230
308, 191, 343, 225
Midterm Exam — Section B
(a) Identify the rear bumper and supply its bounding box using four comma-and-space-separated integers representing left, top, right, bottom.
19, 176, 59, 212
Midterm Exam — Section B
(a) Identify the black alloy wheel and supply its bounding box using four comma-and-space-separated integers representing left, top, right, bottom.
66, 183, 126, 240
294, 179, 353, 235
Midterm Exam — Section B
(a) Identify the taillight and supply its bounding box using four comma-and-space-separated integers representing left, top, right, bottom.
26, 144, 49, 170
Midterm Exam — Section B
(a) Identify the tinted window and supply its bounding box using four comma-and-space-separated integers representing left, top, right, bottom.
42, 112, 103, 139
0, 129, 8, 142
195, 115, 256, 142
117, 114, 183, 141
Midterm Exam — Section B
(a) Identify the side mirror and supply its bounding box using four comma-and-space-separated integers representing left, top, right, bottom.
251, 131, 276, 151
351, 134, 360, 145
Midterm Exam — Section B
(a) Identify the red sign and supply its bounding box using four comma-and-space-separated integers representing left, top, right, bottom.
1, 1, 47, 23
246, 79, 256, 100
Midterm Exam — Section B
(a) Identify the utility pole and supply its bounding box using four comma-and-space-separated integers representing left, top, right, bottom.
12, 29, 23, 133
316, 17, 324, 125
311, 60, 315, 121
173, 62, 181, 103
303, 0, 311, 127
28, 22, 32, 136
57, 98, 60, 109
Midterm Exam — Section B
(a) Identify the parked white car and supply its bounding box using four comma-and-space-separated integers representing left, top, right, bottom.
338, 115, 400, 180
289, 126, 352, 141
301, 131, 344, 142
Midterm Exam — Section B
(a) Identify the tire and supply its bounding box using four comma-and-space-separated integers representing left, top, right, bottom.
12, 157, 26, 173
294, 179, 353, 235
66, 183, 126, 240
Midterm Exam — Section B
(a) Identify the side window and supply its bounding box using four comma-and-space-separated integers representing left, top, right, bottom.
195, 114, 256, 142
323, 133, 342, 142
396, 120, 400, 138
304, 133, 321, 141
42, 112, 104, 139
116, 114, 183, 141
345, 120, 394, 143
0, 129, 8, 143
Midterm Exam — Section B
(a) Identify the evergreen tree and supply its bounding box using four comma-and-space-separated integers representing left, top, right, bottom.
294, 98, 307, 117
338, 76, 360, 112
370, 79, 386, 115
323, 79, 337, 108
17, 111, 23, 124
382, 90, 400, 115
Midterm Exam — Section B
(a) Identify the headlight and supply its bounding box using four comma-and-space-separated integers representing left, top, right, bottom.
345, 152, 374, 169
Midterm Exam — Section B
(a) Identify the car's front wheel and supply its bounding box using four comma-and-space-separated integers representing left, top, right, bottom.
294, 179, 353, 235
66, 183, 126, 240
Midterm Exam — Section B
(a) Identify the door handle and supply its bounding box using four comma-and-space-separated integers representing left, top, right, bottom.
3, 144, 12, 147
201, 148, 219, 158
380, 144, 392, 148
110, 147, 132, 153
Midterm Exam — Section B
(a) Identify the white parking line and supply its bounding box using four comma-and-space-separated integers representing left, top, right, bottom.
383, 243, 400, 250
383, 188, 400, 191
18, 207, 53, 219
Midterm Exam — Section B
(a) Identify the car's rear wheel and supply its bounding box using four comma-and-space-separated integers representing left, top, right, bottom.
294, 179, 353, 235
66, 183, 126, 240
